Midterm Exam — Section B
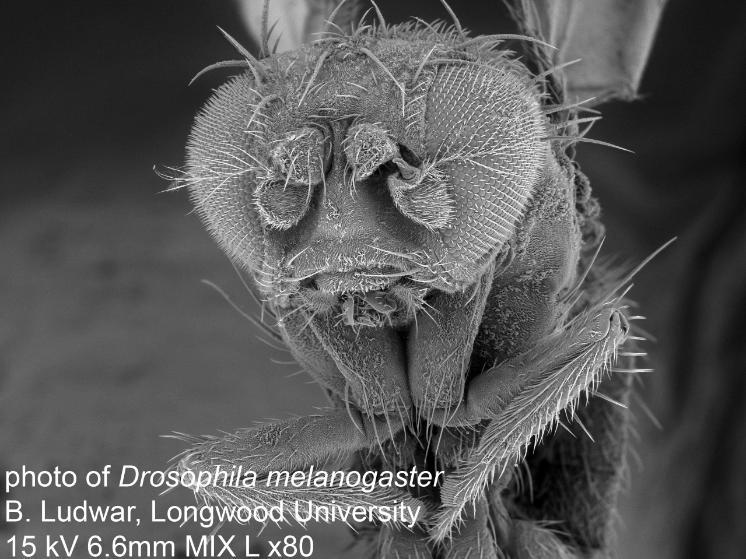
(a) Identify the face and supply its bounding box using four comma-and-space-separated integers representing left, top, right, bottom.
186, 27, 548, 333
177, 19, 640, 554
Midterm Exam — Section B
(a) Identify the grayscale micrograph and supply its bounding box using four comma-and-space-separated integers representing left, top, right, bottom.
2, 1, 744, 559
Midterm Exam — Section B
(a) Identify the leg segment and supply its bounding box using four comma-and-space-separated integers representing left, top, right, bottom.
441, 496, 500, 559
520, 370, 633, 553
511, 521, 578, 559
375, 525, 433, 559
432, 300, 630, 540
172, 409, 423, 523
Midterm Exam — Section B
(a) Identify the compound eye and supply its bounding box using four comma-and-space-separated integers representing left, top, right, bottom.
270, 126, 331, 187
255, 127, 330, 231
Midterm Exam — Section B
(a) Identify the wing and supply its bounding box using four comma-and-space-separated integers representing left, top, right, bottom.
234, 0, 666, 105
509, 0, 668, 105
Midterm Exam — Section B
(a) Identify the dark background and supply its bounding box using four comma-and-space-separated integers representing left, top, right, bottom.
1, 1, 744, 558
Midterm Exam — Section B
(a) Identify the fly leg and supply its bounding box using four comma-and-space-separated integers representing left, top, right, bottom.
374, 525, 433, 559
429, 299, 630, 541
441, 496, 500, 559
170, 408, 423, 523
